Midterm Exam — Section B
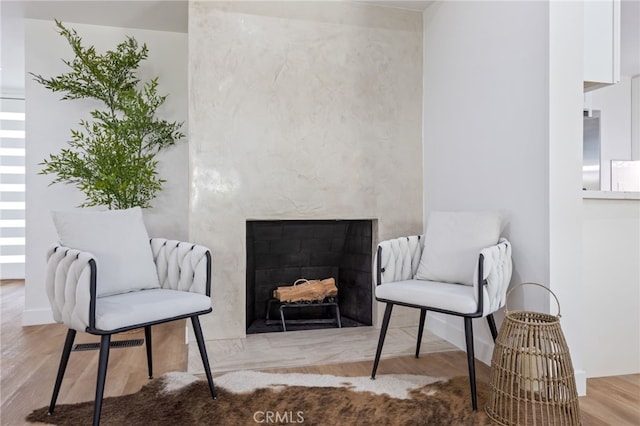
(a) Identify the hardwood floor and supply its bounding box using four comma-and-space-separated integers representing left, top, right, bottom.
2, 280, 639, 425
0, 280, 186, 425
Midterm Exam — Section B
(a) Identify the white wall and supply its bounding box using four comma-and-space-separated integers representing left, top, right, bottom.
422, 1, 586, 394
23, 20, 188, 325
583, 199, 640, 377
548, 0, 586, 394
1, 5, 25, 97
422, 0, 550, 357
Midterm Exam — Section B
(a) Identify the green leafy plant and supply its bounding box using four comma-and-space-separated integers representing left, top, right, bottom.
31, 20, 184, 209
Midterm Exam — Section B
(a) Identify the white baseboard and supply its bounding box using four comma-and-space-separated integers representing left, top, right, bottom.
427, 314, 588, 396
575, 369, 587, 396
22, 308, 54, 326
425, 313, 494, 366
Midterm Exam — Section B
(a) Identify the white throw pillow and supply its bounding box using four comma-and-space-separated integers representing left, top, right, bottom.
51, 207, 160, 297
414, 211, 501, 286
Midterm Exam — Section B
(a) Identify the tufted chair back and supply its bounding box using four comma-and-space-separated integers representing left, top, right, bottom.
374, 235, 423, 285
150, 239, 210, 295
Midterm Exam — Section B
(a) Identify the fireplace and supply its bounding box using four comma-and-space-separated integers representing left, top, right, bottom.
246, 220, 373, 334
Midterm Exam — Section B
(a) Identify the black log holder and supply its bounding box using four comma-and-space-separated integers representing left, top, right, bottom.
266, 297, 342, 332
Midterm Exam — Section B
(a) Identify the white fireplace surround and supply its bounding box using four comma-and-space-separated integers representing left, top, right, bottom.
188, 2, 424, 340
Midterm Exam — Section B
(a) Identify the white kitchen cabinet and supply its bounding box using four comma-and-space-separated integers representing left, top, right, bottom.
584, 0, 621, 91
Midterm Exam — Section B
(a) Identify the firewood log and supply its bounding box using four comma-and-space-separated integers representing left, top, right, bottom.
273, 278, 338, 303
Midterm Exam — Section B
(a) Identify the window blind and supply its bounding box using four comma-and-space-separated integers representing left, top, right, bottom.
0, 97, 26, 279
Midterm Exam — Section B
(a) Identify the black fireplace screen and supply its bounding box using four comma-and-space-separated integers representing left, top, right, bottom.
246, 220, 373, 334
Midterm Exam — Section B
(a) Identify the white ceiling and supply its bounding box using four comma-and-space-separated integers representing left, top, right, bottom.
359, 1, 433, 10
2, 0, 188, 32
2, 0, 433, 29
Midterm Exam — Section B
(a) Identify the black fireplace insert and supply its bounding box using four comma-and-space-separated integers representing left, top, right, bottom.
246, 219, 373, 334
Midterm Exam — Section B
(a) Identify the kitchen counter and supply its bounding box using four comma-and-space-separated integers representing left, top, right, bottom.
582, 190, 640, 200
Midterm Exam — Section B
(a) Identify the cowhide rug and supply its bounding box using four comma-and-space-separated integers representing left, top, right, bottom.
28, 371, 492, 425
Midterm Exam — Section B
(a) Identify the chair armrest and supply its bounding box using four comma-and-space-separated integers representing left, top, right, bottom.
474, 238, 512, 314
374, 235, 423, 285
46, 245, 96, 331
150, 238, 212, 296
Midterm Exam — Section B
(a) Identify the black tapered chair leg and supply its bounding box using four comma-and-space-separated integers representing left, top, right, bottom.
371, 303, 393, 379
93, 334, 111, 426
486, 314, 498, 342
415, 309, 427, 358
47, 329, 77, 415
191, 316, 217, 399
463, 317, 477, 411
144, 326, 153, 379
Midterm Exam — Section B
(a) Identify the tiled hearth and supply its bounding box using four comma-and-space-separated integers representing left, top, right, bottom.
188, 326, 456, 374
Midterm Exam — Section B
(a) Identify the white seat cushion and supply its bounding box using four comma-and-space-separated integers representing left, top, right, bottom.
375, 280, 489, 315
94, 289, 211, 331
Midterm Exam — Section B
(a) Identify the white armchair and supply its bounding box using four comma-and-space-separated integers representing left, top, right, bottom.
44, 208, 216, 426
370, 211, 512, 411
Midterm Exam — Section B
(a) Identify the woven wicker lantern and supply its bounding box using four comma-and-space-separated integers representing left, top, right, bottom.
485, 283, 581, 425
